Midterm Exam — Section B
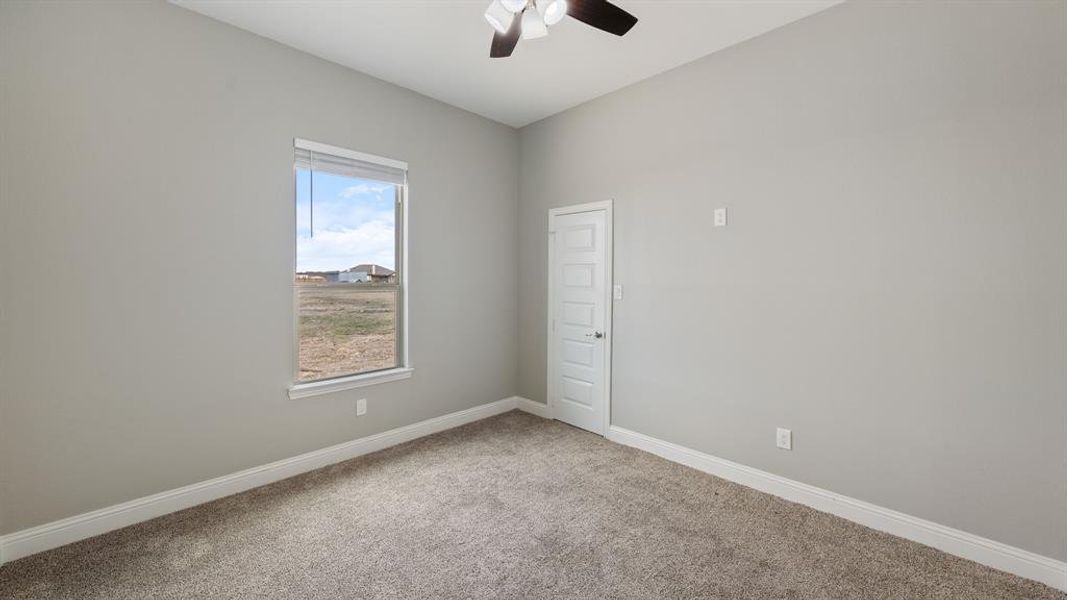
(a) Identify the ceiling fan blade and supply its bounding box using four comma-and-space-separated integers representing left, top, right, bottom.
567, 0, 638, 36
490, 12, 522, 58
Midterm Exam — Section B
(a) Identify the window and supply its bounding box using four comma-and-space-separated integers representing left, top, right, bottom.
291, 139, 408, 393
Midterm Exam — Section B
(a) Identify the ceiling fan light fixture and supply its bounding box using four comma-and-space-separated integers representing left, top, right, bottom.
484, 0, 514, 34
539, 0, 567, 26
521, 7, 548, 39
500, 0, 528, 12
487, 0, 638, 58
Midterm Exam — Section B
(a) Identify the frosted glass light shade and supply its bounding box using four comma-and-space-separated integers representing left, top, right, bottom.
521, 7, 548, 39
539, 0, 567, 26
484, 0, 514, 34
501, 0, 527, 12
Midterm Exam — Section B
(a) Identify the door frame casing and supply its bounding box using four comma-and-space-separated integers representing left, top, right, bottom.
546, 200, 614, 435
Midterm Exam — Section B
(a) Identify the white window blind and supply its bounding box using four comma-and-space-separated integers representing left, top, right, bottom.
294, 139, 406, 185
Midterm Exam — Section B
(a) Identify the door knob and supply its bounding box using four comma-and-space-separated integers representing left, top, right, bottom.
586, 331, 604, 339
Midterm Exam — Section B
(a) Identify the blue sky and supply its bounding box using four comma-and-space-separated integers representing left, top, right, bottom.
296, 169, 396, 273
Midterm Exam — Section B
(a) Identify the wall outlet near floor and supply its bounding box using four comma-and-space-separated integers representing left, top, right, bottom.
356, 398, 367, 416
713, 207, 728, 227
776, 427, 792, 450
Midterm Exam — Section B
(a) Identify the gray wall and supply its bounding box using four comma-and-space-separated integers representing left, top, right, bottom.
517, 1, 1066, 561
0, 1, 518, 534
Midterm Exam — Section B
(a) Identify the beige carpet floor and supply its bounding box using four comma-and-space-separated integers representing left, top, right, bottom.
1, 410, 1062, 599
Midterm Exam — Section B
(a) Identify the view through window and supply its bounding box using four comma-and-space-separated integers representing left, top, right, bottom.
295, 144, 404, 382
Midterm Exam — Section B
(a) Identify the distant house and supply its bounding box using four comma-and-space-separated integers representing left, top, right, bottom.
339, 264, 396, 283
296, 270, 340, 283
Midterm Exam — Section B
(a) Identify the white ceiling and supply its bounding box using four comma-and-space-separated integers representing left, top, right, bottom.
173, 0, 842, 128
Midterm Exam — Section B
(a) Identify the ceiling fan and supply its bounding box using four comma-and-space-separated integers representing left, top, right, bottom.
484, 0, 638, 58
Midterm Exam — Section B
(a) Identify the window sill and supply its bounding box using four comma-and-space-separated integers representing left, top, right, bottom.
288, 367, 414, 400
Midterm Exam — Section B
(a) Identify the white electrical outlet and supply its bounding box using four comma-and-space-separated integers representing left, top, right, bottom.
713, 207, 728, 227
776, 427, 792, 450
613, 284, 624, 300
356, 398, 367, 416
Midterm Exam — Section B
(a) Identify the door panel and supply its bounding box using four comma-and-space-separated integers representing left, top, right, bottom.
550, 208, 608, 434
562, 339, 594, 366
562, 264, 595, 288
562, 302, 595, 327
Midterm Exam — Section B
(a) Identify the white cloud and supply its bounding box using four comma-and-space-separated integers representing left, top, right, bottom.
340, 183, 391, 198
297, 221, 395, 272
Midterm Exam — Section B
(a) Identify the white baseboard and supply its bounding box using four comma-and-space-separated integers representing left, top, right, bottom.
0, 396, 523, 565
515, 396, 551, 418
606, 425, 1067, 592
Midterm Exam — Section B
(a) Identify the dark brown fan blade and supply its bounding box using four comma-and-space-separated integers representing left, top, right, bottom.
567, 0, 637, 36
490, 11, 522, 58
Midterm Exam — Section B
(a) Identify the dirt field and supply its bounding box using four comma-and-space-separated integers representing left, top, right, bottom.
297, 284, 397, 381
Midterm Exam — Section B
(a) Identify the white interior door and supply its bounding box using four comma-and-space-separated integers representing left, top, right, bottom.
548, 204, 611, 435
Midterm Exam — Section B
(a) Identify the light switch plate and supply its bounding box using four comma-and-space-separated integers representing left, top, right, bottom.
776, 427, 792, 450
356, 398, 367, 416
613, 284, 624, 300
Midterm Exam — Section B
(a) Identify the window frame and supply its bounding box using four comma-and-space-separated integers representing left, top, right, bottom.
288, 139, 412, 400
